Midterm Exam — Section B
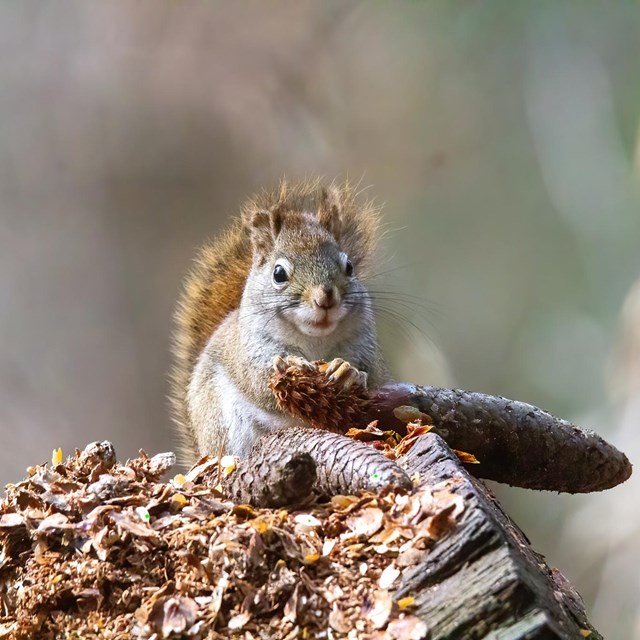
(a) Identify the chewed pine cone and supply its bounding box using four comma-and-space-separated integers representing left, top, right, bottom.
269, 357, 370, 432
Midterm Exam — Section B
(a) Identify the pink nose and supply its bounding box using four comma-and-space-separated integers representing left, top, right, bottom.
313, 287, 336, 309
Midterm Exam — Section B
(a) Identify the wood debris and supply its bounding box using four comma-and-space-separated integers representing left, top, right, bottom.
0, 440, 463, 639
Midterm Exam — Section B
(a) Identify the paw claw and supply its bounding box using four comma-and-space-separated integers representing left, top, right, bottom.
275, 355, 318, 374
286, 355, 317, 372
324, 358, 345, 376
325, 359, 368, 393
273, 355, 288, 374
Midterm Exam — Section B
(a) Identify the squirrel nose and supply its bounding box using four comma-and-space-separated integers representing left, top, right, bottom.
312, 286, 337, 310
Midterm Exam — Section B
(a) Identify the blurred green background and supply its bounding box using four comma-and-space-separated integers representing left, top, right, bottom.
1, 2, 639, 636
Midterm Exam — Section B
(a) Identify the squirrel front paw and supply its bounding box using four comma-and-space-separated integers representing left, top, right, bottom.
273, 355, 317, 375
272, 355, 368, 393
323, 358, 368, 393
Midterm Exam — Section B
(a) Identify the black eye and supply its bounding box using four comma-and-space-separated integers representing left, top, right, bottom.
273, 264, 288, 284
345, 259, 354, 277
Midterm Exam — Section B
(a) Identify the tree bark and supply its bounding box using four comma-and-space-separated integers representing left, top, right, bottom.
395, 432, 601, 639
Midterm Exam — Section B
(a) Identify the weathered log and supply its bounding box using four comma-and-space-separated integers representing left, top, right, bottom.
396, 432, 601, 639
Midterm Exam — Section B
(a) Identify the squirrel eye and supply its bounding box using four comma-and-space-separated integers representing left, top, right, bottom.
341, 253, 354, 277
273, 265, 288, 283
273, 258, 293, 288
345, 259, 354, 277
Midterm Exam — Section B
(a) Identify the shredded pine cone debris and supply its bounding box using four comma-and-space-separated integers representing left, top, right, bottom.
0, 438, 463, 639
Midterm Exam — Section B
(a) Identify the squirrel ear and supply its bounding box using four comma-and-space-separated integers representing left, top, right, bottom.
245, 208, 283, 262
318, 186, 342, 240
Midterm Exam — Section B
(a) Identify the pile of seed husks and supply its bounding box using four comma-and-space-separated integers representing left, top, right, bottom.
0, 439, 464, 640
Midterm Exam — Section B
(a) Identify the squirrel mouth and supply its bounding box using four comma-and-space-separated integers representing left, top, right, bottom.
309, 317, 332, 329
298, 308, 341, 336
307, 310, 338, 332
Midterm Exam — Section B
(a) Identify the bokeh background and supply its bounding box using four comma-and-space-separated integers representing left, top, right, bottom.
1, 2, 639, 636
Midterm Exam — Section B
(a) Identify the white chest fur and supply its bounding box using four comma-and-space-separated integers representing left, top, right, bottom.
214, 365, 298, 457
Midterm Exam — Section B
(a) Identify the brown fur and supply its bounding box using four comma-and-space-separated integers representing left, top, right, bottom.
170, 178, 381, 463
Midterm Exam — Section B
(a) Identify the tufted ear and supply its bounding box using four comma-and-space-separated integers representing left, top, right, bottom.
244, 208, 283, 263
317, 186, 342, 240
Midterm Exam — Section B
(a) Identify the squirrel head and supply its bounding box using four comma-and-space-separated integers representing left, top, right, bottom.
241, 185, 372, 339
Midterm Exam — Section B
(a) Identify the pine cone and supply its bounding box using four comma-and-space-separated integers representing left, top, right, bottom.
269, 360, 370, 432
